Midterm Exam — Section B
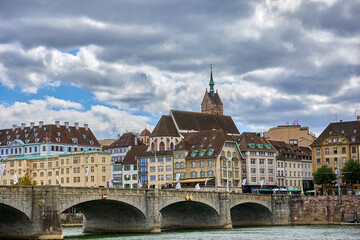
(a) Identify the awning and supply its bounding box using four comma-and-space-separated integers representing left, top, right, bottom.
171, 177, 214, 183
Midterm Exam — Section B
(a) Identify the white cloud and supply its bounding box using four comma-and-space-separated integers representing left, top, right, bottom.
0, 98, 152, 139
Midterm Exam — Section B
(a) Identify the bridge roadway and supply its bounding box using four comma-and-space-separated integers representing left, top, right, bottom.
0, 186, 292, 239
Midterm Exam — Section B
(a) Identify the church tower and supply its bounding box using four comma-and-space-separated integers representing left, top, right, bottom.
201, 65, 223, 115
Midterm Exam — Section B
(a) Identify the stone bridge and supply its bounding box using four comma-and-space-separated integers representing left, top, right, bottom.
0, 186, 292, 239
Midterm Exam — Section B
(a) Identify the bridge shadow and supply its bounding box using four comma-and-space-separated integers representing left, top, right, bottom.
0, 203, 33, 238
231, 203, 272, 226
160, 201, 220, 229
67, 200, 146, 233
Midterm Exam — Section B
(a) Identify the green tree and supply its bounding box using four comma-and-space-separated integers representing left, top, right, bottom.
342, 159, 360, 186
313, 165, 336, 189
11, 173, 37, 186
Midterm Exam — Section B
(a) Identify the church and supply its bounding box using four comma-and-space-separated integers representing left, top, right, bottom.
148, 66, 239, 151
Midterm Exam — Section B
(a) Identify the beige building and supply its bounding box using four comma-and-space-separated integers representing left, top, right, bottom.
173, 129, 243, 191
0, 151, 111, 187
311, 119, 360, 195
138, 151, 174, 189
264, 124, 316, 147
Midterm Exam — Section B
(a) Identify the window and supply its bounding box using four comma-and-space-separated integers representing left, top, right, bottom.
191, 171, 198, 178
268, 159, 273, 164
260, 168, 265, 173
259, 159, 264, 164
251, 177, 256, 182
352, 147, 356, 153
326, 158, 330, 164
251, 168, 256, 173
268, 169, 273, 174
175, 162, 180, 168
333, 148, 338, 154
250, 159, 256, 164
208, 160, 213, 167
166, 174, 172, 180
334, 158, 338, 165
342, 147, 346, 154
158, 157, 163, 163
166, 165, 171, 171
166, 156, 171, 162
269, 177, 274, 182
343, 157, 346, 164
150, 157, 155, 163
180, 162, 184, 168
191, 161, 196, 168
316, 149, 320, 155
325, 148, 329, 155
158, 166, 164, 172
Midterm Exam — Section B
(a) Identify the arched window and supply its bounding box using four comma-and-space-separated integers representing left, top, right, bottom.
159, 142, 165, 151
151, 142, 155, 151
170, 142, 174, 150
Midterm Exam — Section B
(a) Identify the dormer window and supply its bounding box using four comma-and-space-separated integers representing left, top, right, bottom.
25, 139, 29, 143
44, 127, 46, 130
212, 136, 216, 139
25, 134, 29, 137
16, 135, 19, 138
34, 133, 38, 137
56, 138, 61, 142
35, 138, 39, 142
6, 131, 9, 134
256, 144, 263, 149
265, 144, 271, 149
82, 134, 87, 138
329, 131, 332, 134
204, 137, 207, 140
24, 129, 27, 133
89, 140, 94, 145
191, 145, 195, 149
191, 150, 198, 157
328, 139, 332, 143
354, 129, 357, 133
200, 144, 204, 148
207, 149, 214, 156
72, 138, 78, 144
209, 143, 213, 147
248, 143, 255, 148
15, 130, 18, 133
200, 149, 206, 157
341, 130, 344, 134
57, 132, 61, 136
7, 136, 10, 139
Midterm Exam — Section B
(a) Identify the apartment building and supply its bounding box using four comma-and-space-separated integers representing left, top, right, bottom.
0, 121, 101, 161
174, 129, 243, 191
236, 132, 277, 193
138, 151, 174, 189
122, 145, 148, 188
310, 119, 360, 194
0, 151, 111, 187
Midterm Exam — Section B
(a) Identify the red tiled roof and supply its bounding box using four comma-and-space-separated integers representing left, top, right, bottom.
122, 145, 148, 165
108, 132, 144, 149
0, 124, 100, 147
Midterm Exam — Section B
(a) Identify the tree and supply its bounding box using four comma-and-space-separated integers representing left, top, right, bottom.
342, 159, 360, 186
11, 173, 37, 186
313, 165, 336, 190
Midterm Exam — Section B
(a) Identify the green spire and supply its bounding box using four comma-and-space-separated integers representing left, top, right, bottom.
209, 64, 214, 96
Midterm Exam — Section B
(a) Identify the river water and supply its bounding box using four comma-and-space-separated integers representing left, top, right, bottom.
63, 225, 360, 240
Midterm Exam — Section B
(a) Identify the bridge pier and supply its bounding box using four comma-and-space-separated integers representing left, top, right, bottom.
219, 192, 233, 229
145, 189, 161, 233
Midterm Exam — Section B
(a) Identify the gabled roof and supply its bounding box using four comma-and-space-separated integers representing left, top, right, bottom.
268, 140, 297, 160
150, 115, 180, 137
0, 124, 100, 147
122, 145, 148, 165
175, 129, 236, 159
311, 121, 360, 147
170, 110, 239, 134
108, 132, 144, 149
202, 91, 223, 106
235, 132, 275, 151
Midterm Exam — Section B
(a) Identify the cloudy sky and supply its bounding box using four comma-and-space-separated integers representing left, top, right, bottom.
0, 0, 359, 139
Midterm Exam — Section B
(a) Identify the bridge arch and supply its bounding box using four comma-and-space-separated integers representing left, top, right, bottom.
0, 203, 33, 238
230, 202, 273, 226
61, 199, 146, 233
160, 200, 220, 229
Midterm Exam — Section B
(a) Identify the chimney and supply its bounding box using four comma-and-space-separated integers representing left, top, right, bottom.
84, 124, 88, 131
30, 122, 34, 129
39, 121, 44, 128
357, 116, 360, 121
65, 122, 69, 129
12, 125, 17, 130
21, 123, 25, 130
74, 122, 79, 130
135, 136, 138, 145
55, 121, 60, 128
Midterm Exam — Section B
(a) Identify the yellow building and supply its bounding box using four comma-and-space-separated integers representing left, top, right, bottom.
0, 151, 111, 187
173, 129, 243, 191
264, 124, 316, 148
311, 119, 360, 195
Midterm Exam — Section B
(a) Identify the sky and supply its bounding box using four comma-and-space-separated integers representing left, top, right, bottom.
0, 0, 359, 140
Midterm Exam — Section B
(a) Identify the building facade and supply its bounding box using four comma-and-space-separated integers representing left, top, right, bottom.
174, 129, 243, 191
122, 145, 148, 188
108, 132, 145, 188
235, 132, 277, 193
264, 124, 316, 148
0, 151, 111, 187
310, 119, 360, 195
0, 121, 101, 161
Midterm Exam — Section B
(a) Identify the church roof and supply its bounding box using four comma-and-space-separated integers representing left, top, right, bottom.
202, 91, 223, 106
150, 115, 180, 137
170, 110, 239, 134
140, 128, 151, 136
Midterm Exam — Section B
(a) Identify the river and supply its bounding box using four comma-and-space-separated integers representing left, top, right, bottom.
63, 225, 360, 240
